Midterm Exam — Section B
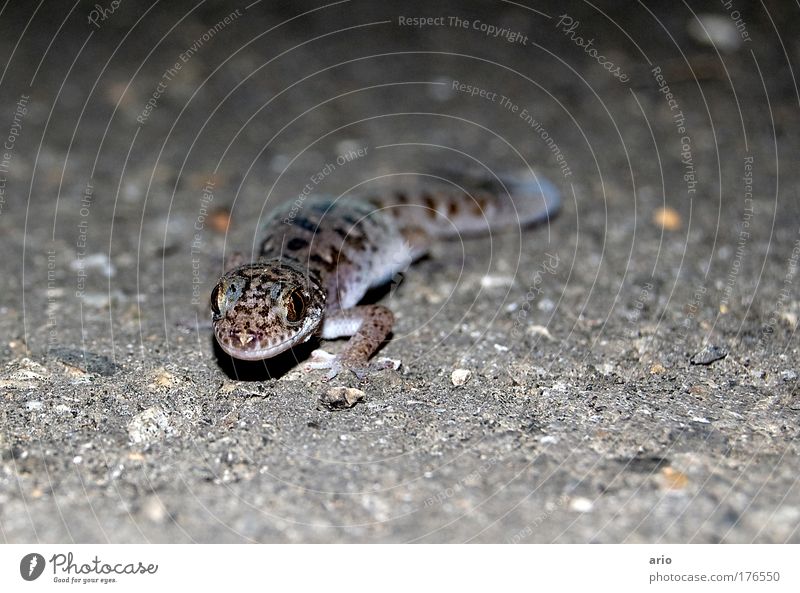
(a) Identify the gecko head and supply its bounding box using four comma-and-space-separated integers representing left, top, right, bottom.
210, 259, 325, 360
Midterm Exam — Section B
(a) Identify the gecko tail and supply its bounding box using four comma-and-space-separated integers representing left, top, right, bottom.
368, 169, 561, 239
491, 170, 561, 230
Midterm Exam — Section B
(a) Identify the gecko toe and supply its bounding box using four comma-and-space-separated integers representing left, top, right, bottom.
304, 352, 344, 381
349, 365, 369, 380
309, 349, 336, 363
324, 361, 344, 381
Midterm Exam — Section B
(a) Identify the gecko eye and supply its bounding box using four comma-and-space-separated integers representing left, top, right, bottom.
210, 283, 224, 316
284, 289, 306, 323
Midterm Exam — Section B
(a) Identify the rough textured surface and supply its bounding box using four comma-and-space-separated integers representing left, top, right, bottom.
1, 0, 799, 543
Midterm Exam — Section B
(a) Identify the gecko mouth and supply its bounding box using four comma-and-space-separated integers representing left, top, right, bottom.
214, 327, 311, 361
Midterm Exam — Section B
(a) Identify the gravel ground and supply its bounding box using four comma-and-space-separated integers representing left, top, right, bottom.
1, 0, 799, 543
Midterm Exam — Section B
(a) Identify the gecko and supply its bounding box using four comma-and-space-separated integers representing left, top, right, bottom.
210, 170, 560, 380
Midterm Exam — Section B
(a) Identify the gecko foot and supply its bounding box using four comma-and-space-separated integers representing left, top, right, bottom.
303, 349, 352, 381
304, 349, 395, 381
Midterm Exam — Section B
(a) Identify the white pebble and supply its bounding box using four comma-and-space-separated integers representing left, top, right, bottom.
128, 406, 171, 444
142, 496, 168, 523
451, 369, 472, 386
70, 253, 116, 278
480, 275, 514, 288
570, 497, 594, 513
375, 357, 402, 371
687, 14, 742, 52
528, 325, 554, 340
596, 362, 615, 376
537, 298, 555, 312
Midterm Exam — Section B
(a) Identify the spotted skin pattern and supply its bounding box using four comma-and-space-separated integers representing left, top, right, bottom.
211, 172, 560, 380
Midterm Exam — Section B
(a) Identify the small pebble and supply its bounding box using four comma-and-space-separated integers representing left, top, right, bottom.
653, 207, 682, 231
208, 207, 231, 234
658, 467, 689, 491
1, 358, 50, 391
334, 139, 365, 156
451, 369, 472, 386
596, 362, 615, 377
79, 291, 128, 308
128, 406, 171, 444
321, 387, 364, 409
149, 368, 178, 389
480, 275, 514, 288
69, 253, 116, 278
688, 14, 742, 52
690, 344, 728, 365
569, 497, 594, 513
528, 325, 554, 340
375, 357, 401, 371
538, 298, 555, 312
81, 293, 110, 308
142, 496, 168, 523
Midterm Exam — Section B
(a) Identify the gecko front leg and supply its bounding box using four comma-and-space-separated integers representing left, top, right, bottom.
305, 305, 395, 380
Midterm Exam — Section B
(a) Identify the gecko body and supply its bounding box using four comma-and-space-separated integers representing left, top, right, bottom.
211, 171, 560, 379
